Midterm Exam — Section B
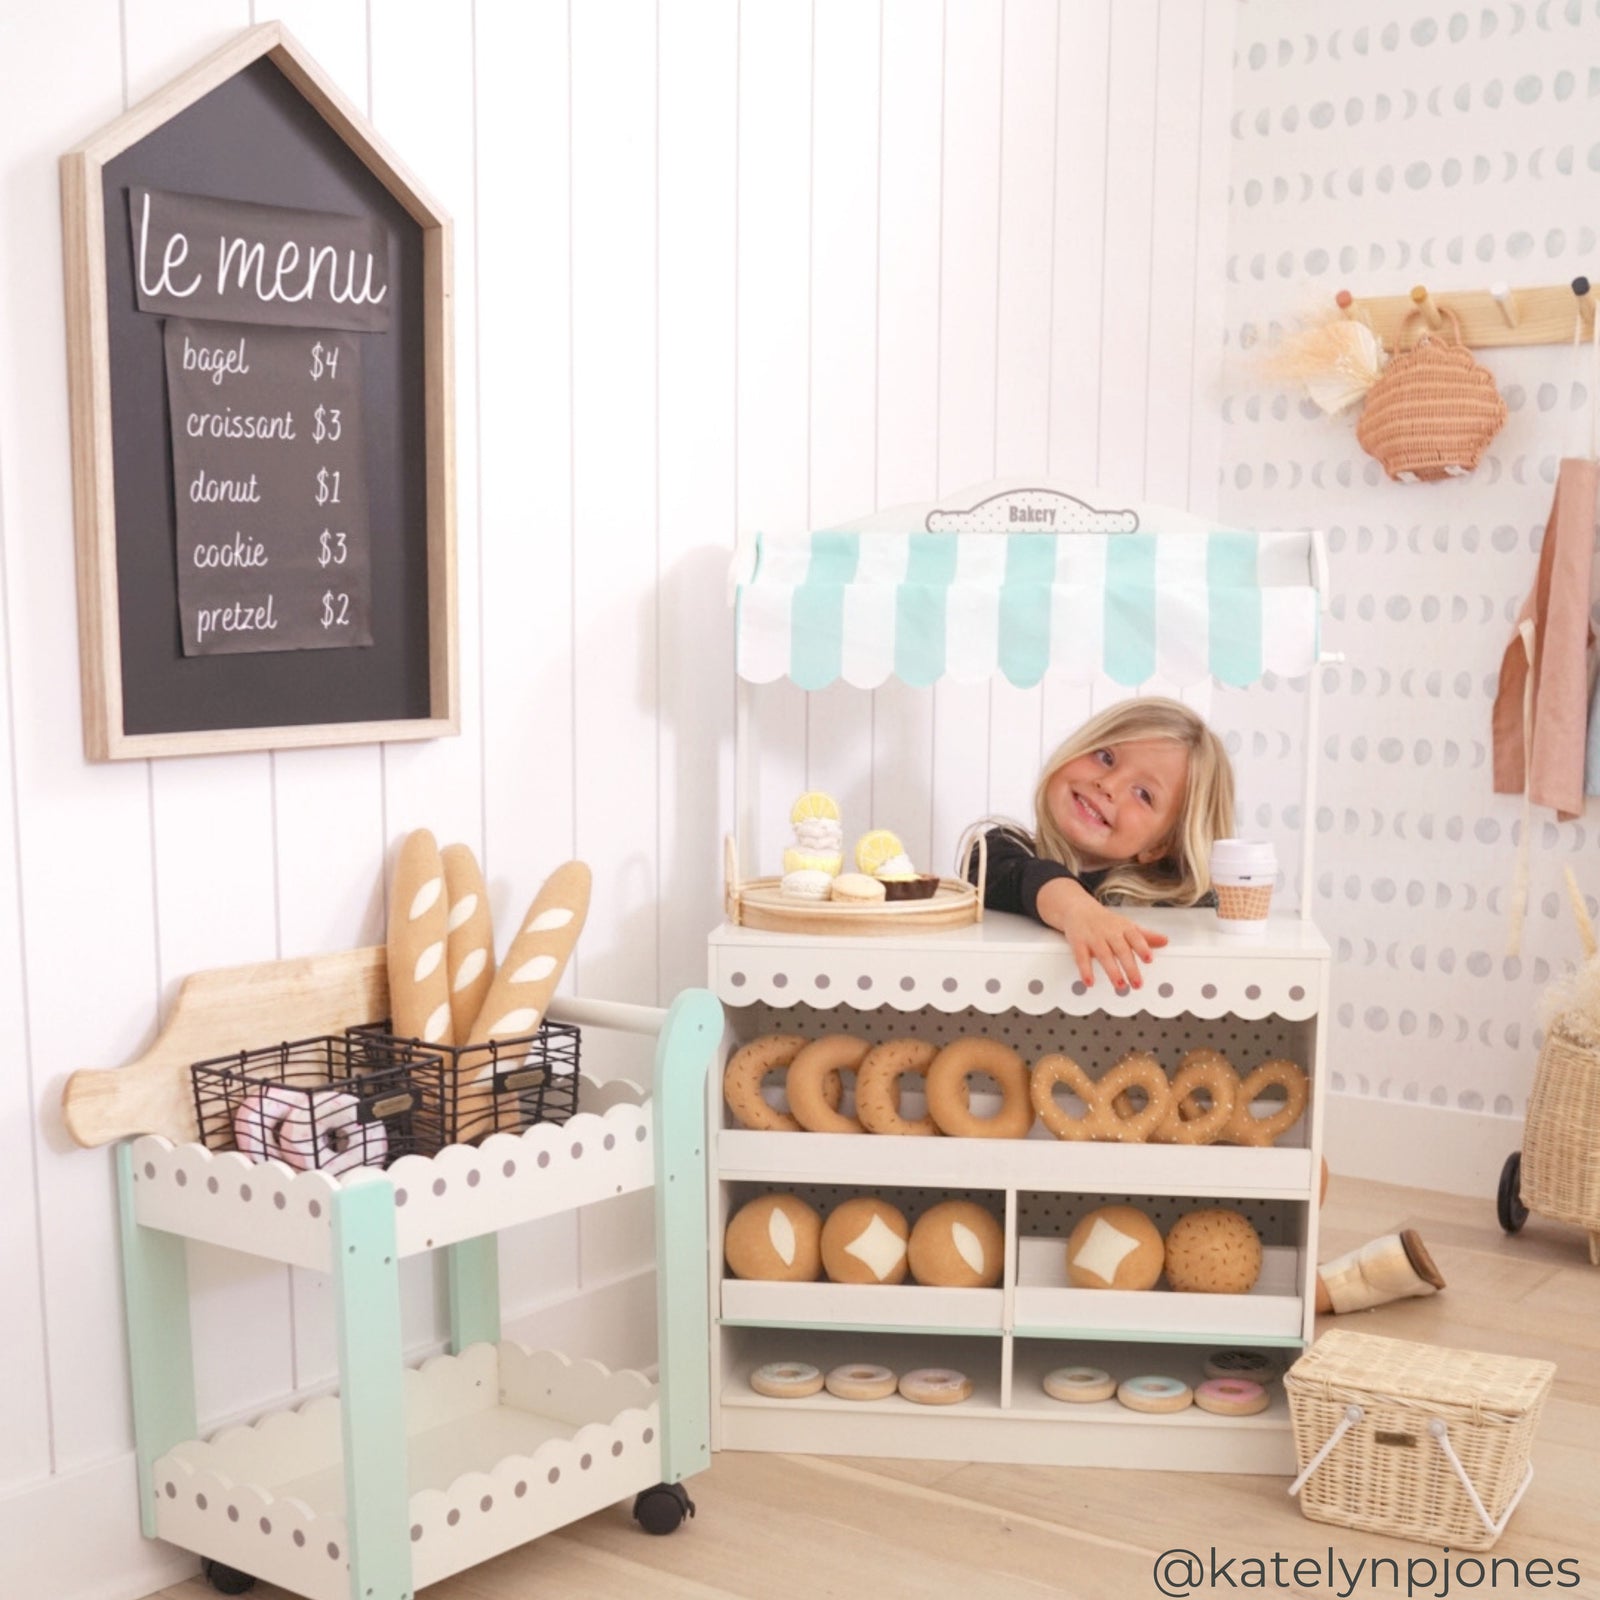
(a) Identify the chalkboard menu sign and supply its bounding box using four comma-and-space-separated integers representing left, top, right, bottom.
60, 23, 456, 760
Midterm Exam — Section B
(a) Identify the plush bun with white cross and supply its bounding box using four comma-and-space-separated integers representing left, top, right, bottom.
386, 829, 454, 1045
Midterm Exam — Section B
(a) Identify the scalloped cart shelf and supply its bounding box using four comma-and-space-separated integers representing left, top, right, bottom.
715, 490, 1333, 1475
71, 948, 722, 1600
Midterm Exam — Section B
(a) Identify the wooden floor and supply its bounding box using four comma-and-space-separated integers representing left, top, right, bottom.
156, 1176, 1600, 1600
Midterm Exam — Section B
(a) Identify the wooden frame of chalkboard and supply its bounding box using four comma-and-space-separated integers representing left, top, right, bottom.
60, 21, 458, 760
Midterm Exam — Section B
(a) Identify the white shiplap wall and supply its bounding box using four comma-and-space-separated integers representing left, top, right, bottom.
0, 3, 1232, 1595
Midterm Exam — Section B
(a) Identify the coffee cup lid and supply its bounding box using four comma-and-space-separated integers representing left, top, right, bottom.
1210, 838, 1277, 872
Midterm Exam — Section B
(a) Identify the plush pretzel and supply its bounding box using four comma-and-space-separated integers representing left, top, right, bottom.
723, 1035, 840, 1131
788, 1036, 870, 1133
855, 1039, 940, 1136
1113, 1048, 1238, 1145
441, 844, 496, 1047
1032, 1051, 1172, 1143
386, 829, 454, 1045
1221, 1058, 1309, 1146
926, 1039, 1034, 1138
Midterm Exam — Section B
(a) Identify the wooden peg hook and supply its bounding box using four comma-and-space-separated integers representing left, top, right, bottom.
1410, 284, 1443, 329
1574, 276, 1595, 327
1489, 282, 1519, 328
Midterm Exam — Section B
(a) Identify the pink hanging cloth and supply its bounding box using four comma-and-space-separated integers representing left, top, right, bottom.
1492, 456, 1597, 823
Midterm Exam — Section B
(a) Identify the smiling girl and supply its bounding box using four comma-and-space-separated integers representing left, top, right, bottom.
964, 697, 1235, 992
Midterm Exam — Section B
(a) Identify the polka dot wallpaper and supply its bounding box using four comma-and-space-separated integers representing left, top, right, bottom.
1221, 1, 1600, 1120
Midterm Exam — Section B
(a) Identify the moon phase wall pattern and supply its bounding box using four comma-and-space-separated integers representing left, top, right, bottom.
1221, 0, 1600, 1118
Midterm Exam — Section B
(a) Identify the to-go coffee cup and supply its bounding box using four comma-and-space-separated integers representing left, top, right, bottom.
1209, 839, 1277, 933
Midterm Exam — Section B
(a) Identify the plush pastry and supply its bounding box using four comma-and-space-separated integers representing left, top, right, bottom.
1032, 1050, 1171, 1142
1204, 1349, 1280, 1385
898, 1367, 972, 1405
1116, 1375, 1193, 1414
787, 1035, 868, 1133
855, 1038, 939, 1136
1065, 1203, 1165, 1290
1164, 1208, 1263, 1295
750, 1361, 824, 1398
829, 872, 886, 904
780, 869, 833, 901
926, 1039, 1034, 1138
1042, 1366, 1117, 1403
466, 859, 591, 1045
784, 848, 844, 876
441, 844, 496, 1047
854, 829, 904, 875
1113, 1048, 1237, 1145
386, 828, 454, 1045
825, 1362, 898, 1400
907, 1199, 1003, 1288
1194, 1377, 1270, 1417
821, 1196, 910, 1284
1220, 1058, 1309, 1146
724, 1193, 823, 1281
723, 1035, 820, 1131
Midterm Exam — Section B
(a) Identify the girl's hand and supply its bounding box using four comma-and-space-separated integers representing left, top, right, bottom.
1034, 877, 1168, 991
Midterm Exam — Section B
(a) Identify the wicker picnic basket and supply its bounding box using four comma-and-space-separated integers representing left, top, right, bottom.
1356, 309, 1506, 483
1286, 1330, 1554, 1550
1518, 1018, 1600, 1264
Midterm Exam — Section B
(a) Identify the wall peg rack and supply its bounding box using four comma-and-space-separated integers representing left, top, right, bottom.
1336, 277, 1595, 351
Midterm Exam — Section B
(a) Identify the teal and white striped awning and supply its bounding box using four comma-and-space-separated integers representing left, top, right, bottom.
734, 527, 1322, 690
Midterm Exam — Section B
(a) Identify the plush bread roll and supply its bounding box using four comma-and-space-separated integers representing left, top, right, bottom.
466, 860, 591, 1046
441, 844, 496, 1046
387, 829, 453, 1045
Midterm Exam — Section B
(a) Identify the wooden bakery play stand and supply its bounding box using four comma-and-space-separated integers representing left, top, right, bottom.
63, 951, 721, 1600
709, 489, 1332, 1472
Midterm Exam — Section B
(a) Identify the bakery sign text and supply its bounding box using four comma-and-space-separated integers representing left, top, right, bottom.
130, 186, 391, 334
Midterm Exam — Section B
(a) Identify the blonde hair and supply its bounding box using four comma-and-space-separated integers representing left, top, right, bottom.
972, 697, 1234, 908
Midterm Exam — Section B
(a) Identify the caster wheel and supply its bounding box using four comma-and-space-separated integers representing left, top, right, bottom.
200, 1558, 256, 1595
1497, 1151, 1528, 1234
633, 1481, 695, 1535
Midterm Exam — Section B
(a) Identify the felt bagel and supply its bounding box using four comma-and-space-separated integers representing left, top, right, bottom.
723, 1035, 816, 1131
926, 1039, 1034, 1138
788, 1036, 869, 1133
855, 1038, 939, 1136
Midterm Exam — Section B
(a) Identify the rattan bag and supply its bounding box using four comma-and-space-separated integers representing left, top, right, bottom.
1520, 1017, 1600, 1262
1356, 309, 1507, 482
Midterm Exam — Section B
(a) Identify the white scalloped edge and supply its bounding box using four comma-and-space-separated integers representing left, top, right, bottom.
712, 959, 1322, 1020
153, 1343, 661, 1596
130, 1077, 654, 1267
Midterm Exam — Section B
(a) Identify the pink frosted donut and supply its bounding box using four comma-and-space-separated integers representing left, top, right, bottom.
233, 1085, 300, 1163
237, 1087, 388, 1175
1194, 1377, 1269, 1416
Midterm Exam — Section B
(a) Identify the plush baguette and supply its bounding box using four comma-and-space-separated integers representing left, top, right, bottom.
386, 829, 454, 1045
466, 859, 591, 1046
441, 843, 496, 1046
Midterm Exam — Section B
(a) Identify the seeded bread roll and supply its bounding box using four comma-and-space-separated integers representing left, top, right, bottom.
441, 844, 496, 1046
466, 859, 591, 1046
386, 829, 454, 1045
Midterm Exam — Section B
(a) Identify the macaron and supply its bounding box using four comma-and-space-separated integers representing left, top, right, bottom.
830, 873, 887, 904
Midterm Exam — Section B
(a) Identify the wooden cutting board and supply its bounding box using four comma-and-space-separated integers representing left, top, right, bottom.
61, 944, 389, 1148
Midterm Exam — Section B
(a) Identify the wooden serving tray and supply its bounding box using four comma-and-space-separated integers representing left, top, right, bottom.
723, 836, 985, 936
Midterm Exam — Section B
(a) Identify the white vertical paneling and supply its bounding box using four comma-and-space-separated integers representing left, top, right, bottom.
738, 1, 813, 881
0, 16, 51, 1480
658, 0, 737, 999
8, 0, 158, 1475
930, 0, 1002, 865
259, 2, 369, 112
1186, 0, 1233, 521
1097, 0, 1159, 493
123, 0, 244, 98
1142, 0, 1207, 508
473, 1, 582, 1321
987, 0, 1058, 825
807, 0, 880, 847
870, 0, 943, 871
371, 0, 484, 856
569, 0, 657, 1012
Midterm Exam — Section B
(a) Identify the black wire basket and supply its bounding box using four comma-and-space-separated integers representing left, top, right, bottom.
191, 1032, 448, 1173
349, 1019, 582, 1146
